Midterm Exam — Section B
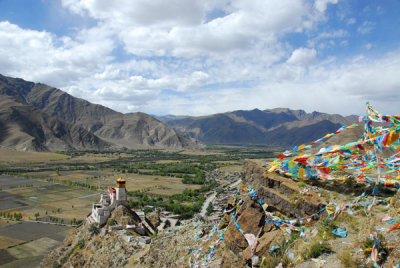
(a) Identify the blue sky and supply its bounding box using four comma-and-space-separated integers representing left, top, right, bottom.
1, 0, 400, 116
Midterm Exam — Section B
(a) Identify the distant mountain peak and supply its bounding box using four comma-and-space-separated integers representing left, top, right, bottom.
161, 107, 358, 146
0, 74, 201, 151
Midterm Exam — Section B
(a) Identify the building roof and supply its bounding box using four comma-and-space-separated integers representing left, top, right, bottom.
117, 178, 126, 183
108, 187, 116, 193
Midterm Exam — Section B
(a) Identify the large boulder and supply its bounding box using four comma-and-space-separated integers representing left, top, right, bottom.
243, 160, 325, 217
108, 205, 141, 227
255, 230, 285, 256
241, 229, 285, 261
224, 199, 265, 253
145, 211, 161, 228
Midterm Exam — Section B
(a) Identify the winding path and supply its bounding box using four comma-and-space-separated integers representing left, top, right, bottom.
200, 178, 242, 217
200, 192, 217, 216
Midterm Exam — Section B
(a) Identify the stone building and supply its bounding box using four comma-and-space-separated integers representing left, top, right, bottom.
87, 178, 128, 226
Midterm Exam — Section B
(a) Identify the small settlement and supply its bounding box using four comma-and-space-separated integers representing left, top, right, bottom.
86, 178, 181, 236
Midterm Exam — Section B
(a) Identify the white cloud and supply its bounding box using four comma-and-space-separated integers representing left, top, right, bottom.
314, 0, 339, 13
6, 0, 400, 118
287, 48, 317, 66
150, 51, 400, 116
61, 0, 322, 58
347, 18, 356, 25
62, 0, 205, 26
0, 21, 114, 88
317, 29, 348, 39
365, 43, 374, 50
358, 21, 375, 34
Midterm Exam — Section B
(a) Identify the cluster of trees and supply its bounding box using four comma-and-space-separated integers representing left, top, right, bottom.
128, 179, 219, 219
113, 160, 216, 185
114, 161, 215, 177
128, 190, 207, 219
47, 216, 64, 224
128, 191, 164, 209
0, 211, 22, 220
8, 184, 33, 189
70, 218, 83, 225
181, 171, 206, 184
32, 212, 74, 225
46, 178, 100, 190
162, 201, 203, 219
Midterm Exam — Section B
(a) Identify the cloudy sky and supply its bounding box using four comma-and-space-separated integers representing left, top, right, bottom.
1, 0, 399, 116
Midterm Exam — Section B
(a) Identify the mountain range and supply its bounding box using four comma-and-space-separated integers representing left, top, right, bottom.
159, 108, 359, 147
0, 74, 199, 151
0, 74, 359, 151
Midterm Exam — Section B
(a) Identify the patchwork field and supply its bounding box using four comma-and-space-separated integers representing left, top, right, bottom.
2, 184, 98, 221
0, 220, 71, 267
0, 175, 52, 190
0, 146, 278, 267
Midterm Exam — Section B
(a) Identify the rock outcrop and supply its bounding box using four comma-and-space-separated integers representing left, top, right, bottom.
243, 160, 325, 218
145, 211, 161, 228
224, 199, 265, 253
107, 205, 141, 227
41, 162, 400, 267
218, 160, 326, 266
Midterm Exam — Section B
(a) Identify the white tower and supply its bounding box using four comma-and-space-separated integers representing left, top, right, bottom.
115, 178, 128, 206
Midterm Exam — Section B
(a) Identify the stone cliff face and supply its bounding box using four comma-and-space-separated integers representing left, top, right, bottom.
217, 161, 326, 265
242, 161, 325, 218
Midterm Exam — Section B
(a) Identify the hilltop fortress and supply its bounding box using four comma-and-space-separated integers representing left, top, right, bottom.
87, 178, 129, 226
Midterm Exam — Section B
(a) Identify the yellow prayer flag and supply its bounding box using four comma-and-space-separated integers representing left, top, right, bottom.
387, 131, 400, 145
298, 167, 305, 178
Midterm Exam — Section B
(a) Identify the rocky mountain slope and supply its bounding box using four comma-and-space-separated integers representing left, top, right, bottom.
161, 108, 358, 146
0, 74, 199, 151
41, 162, 400, 267
0, 96, 111, 151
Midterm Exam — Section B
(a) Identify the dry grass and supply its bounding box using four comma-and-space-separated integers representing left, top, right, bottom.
155, 160, 181, 164
259, 255, 284, 268
335, 213, 359, 232
301, 240, 332, 260
179, 150, 223, 156
337, 246, 359, 267
219, 165, 243, 172
65, 154, 115, 163
0, 218, 18, 227
7, 237, 61, 258
0, 235, 24, 249
0, 147, 67, 163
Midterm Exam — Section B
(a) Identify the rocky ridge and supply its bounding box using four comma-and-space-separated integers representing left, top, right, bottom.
42, 162, 400, 267
0, 96, 111, 151
161, 108, 358, 146
0, 74, 200, 151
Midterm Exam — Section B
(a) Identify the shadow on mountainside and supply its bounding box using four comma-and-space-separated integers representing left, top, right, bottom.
0, 120, 10, 143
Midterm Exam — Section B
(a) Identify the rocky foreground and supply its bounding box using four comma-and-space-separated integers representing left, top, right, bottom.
42, 161, 400, 267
